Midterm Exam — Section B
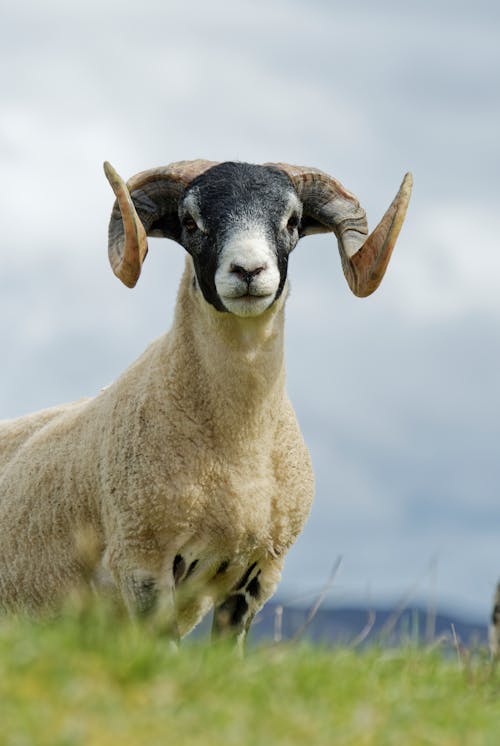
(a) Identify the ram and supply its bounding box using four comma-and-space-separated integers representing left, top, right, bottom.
0, 159, 412, 645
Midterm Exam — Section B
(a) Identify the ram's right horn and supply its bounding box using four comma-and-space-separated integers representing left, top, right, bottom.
104, 161, 148, 288
104, 159, 219, 287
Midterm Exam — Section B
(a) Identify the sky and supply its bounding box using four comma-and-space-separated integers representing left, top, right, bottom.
1, 0, 499, 621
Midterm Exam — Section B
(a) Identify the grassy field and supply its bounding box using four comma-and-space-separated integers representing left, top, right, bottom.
1, 601, 500, 746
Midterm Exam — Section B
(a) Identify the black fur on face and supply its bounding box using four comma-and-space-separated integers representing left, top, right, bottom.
178, 162, 301, 313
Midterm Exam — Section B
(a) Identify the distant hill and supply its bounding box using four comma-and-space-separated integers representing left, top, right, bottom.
245, 601, 488, 649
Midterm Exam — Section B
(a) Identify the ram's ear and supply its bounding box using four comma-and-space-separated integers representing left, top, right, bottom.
298, 217, 335, 237
104, 160, 219, 288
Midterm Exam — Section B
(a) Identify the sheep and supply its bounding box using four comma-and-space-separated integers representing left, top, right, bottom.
0, 159, 412, 645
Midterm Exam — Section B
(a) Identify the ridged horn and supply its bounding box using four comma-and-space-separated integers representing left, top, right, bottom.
267, 163, 413, 297
104, 159, 219, 287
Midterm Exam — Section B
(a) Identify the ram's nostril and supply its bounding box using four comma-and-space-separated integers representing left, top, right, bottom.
251, 265, 266, 277
230, 264, 267, 283
230, 264, 246, 279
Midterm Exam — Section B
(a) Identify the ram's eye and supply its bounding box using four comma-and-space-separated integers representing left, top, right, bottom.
183, 215, 198, 233
286, 214, 300, 232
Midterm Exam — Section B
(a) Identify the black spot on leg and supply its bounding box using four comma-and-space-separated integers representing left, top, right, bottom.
235, 561, 257, 591
173, 554, 186, 586
215, 559, 230, 576
218, 593, 249, 627
173, 554, 183, 575
185, 559, 199, 580
246, 572, 261, 600
231, 594, 249, 625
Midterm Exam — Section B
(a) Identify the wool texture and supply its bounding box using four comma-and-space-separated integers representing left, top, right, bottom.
0, 257, 314, 635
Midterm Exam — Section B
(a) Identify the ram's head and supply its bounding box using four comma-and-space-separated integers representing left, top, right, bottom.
105, 159, 412, 317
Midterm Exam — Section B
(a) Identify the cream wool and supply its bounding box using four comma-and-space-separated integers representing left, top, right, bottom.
0, 261, 313, 635
0, 159, 411, 643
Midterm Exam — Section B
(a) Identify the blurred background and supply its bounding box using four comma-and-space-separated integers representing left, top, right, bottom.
1, 0, 499, 622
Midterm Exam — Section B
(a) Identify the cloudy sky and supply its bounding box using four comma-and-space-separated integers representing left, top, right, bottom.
1, 0, 499, 621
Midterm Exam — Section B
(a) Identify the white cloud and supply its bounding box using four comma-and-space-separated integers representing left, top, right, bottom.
388, 204, 500, 320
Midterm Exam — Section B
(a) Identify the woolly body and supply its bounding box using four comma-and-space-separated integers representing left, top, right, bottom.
0, 259, 313, 635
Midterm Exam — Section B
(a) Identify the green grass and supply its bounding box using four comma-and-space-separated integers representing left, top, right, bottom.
1, 602, 500, 746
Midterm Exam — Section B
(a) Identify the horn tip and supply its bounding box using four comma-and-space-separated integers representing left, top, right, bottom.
103, 161, 126, 197
103, 160, 116, 180
402, 172, 413, 190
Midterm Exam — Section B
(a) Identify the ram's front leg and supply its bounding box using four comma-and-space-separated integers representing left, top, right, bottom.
106, 551, 180, 643
123, 568, 179, 637
212, 558, 283, 653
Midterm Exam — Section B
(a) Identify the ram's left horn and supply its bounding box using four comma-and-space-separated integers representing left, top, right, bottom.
269, 163, 413, 297
343, 173, 413, 297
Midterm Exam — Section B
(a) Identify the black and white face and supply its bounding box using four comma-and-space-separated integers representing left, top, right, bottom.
178, 163, 302, 317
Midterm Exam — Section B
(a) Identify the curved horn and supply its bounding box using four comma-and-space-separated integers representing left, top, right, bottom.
267, 163, 413, 297
104, 159, 218, 287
